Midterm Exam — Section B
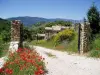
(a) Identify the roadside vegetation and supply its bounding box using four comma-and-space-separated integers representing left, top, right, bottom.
87, 4, 100, 58
31, 29, 78, 53
0, 3, 100, 60
89, 34, 100, 58
0, 48, 46, 75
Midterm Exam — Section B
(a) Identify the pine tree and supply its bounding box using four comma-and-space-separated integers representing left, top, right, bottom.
87, 3, 100, 34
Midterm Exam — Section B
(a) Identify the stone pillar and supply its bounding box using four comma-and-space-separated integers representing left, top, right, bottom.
9, 20, 23, 52
80, 22, 90, 54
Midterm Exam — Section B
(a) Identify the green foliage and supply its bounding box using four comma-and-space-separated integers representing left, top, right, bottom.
0, 48, 45, 75
23, 26, 33, 41
31, 32, 78, 53
54, 20, 72, 26
90, 34, 100, 50
53, 29, 75, 45
0, 42, 9, 57
89, 34, 100, 58
0, 18, 11, 32
64, 32, 78, 52
89, 50, 100, 58
30, 20, 73, 41
31, 40, 55, 49
0, 30, 10, 42
45, 21, 72, 27
0, 18, 11, 42
45, 22, 55, 27
87, 4, 100, 34
36, 27, 45, 33
37, 40, 46, 44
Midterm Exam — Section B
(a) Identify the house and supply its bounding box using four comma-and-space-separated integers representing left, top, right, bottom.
37, 25, 75, 40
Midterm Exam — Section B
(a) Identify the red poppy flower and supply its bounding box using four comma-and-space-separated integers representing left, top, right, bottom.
0, 68, 3, 73
5, 68, 13, 74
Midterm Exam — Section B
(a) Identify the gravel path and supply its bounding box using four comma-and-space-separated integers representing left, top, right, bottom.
34, 46, 100, 75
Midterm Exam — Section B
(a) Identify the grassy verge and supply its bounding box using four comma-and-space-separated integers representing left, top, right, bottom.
0, 42, 9, 57
30, 33, 78, 53
31, 40, 55, 49
88, 35, 100, 58
64, 33, 78, 52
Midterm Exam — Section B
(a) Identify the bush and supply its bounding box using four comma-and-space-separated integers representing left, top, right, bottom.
53, 29, 75, 45
65, 33, 78, 52
89, 34, 100, 58
0, 48, 46, 75
89, 50, 100, 58
37, 40, 46, 44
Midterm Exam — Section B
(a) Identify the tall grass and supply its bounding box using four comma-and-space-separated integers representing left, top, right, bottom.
89, 34, 100, 58
31, 32, 78, 53
31, 40, 55, 49
64, 33, 78, 52
0, 42, 9, 57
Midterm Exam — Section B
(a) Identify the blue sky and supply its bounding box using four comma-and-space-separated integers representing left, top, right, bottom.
0, 0, 100, 20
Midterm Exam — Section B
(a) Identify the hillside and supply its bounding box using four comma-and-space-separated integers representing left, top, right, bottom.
7, 16, 82, 26
0, 18, 10, 33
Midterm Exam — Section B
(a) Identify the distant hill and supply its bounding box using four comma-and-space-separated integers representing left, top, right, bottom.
7, 16, 82, 26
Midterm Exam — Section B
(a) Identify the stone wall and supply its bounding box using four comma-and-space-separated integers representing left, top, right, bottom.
11, 20, 21, 41
80, 22, 90, 54
9, 20, 23, 52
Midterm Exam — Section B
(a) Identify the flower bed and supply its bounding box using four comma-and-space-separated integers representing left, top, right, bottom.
0, 48, 45, 75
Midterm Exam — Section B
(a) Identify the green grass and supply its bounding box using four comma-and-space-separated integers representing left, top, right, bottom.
31, 40, 55, 49
30, 33, 100, 58
89, 34, 100, 58
31, 32, 78, 53
89, 50, 100, 58
64, 33, 78, 52
0, 42, 9, 57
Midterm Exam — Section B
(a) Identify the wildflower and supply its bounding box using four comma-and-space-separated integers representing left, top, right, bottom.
10, 62, 14, 65
5, 68, 13, 75
9, 69, 13, 75
0, 68, 3, 73
20, 66, 23, 71
39, 69, 44, 74
38, 66, 43, 69
17, 48, 23, 53
4, 62, 9, 67
35, 69, 44, 75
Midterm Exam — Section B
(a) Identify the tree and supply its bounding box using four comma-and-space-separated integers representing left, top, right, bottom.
87, 3, 100, 34
23, 27, 32, 41
1, 30, 10, 42
54, 20, 72, 26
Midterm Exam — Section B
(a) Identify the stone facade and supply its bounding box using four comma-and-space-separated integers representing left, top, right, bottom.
45, 25, 74, 40
9, 20, 23, 52
80, 22, 90, 54
11, 20, 21, 41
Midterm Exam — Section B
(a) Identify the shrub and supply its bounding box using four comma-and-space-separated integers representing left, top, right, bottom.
92, 34, 100, 50
0, 48, 46, 75
89, 50, 100, 58
89, 34, 100, 58
65, 33, 78, 52
53, 29, 75, 46
37, 40, 46, 44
